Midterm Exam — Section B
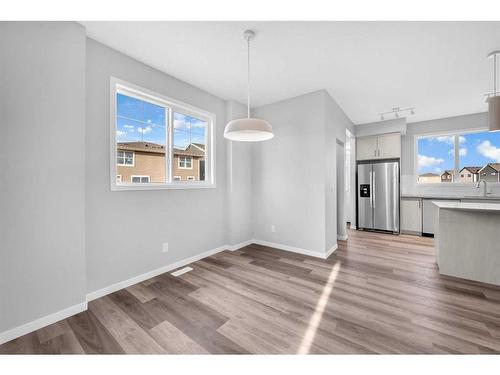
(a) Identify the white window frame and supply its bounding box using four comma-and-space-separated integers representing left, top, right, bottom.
131, 175, 150, 183
173, 176, 181, 181
187, 176, 195, 181
178, 156, 193, 169
116, 175, 122, 183
110, 77, 216, 191
117, 150, 135, 167
414, 126, 500, 186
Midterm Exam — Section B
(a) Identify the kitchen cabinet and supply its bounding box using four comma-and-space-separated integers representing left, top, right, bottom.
356, 136, 379, 160
356, 133, 401, 161
422, 199, 461, 236
400, 198, 422, 235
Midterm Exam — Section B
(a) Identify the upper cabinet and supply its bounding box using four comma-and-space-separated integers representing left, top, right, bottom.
356, 133, 401, 161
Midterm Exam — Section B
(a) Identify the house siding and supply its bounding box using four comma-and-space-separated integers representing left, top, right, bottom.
117, 151, 166, 183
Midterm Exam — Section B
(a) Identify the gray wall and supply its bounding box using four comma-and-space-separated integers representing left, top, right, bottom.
324, 92, 355, 250
225, 101, 254, 246
0, 22, 87, 331
252, 91, 327, 255
85, 39, 229, 293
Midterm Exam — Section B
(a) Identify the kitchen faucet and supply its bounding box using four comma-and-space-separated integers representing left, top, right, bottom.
476, 179, 490, 197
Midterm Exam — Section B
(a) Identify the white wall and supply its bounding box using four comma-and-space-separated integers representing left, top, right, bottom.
226, 101, 254, 246
85, 39, 230, 293
0, 22, 87, 333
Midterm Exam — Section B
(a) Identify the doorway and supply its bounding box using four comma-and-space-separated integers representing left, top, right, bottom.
336, 139, 347, 240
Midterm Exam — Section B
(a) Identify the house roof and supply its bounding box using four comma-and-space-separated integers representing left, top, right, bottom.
117, 142, 165, 154
419, 173, 439, 177
460, 166, 481, 174
174, 143, 205, 157
441, 170, 455, 176
117, 142, 206, 158
479, 163, 500, 172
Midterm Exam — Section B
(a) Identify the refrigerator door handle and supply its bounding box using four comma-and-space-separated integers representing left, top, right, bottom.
372, 170, 376, 208
369, 171, 373, 208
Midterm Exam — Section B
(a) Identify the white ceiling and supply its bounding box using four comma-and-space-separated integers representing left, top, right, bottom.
81, 21, 500, 125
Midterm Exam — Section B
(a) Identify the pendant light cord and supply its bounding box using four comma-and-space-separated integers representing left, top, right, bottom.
495, 53, 497, 95
247, 35, 251, 118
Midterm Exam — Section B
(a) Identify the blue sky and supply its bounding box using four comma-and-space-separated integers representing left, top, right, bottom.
417, 131, 500, 174
116, 93, 206, 149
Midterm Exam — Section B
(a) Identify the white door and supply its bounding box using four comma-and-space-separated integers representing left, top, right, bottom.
377, 133, 401, 159
356, 136, 378, 160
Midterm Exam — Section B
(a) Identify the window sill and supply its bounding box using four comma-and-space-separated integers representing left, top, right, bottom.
110, 182, 216, 191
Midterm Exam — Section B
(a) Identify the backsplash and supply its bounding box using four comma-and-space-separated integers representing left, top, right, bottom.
401, 174, 500, 197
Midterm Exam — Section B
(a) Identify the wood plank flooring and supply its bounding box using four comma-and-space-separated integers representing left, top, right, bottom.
2, 229, 500, 354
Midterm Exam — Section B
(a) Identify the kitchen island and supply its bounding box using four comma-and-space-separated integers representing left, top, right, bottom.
434, 201, 500, 286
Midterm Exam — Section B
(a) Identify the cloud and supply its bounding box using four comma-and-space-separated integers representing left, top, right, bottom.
477, 140, 500, 162
418, 154, 444, 169
124, 125, 134, 129
436, 135, 465, 145
448, 147, 467, 156
116, 130, 126, 136
137, 126, 152, 134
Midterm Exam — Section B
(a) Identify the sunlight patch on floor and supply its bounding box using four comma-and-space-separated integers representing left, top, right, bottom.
297, 261, 341, 354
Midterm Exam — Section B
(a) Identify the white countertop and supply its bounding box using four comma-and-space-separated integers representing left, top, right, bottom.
433, 201, 500, 212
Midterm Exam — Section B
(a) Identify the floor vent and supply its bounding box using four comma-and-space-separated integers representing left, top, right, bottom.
171, 266, 193, 277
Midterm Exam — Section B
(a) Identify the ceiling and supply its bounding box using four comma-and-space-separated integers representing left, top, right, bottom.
81, 21, 500, 125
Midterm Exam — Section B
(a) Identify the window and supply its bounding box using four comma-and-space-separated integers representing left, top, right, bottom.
417, 129, 500, 184
178, 156, 192, 169
111, 78, 214, 190
131, 175, 150, 183
117, 150, 134, 166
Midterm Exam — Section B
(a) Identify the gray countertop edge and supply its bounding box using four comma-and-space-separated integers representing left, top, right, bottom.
401, 195, 500, 200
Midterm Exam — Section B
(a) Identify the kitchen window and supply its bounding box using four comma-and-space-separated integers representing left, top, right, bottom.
416, 129, 500, 184
110, 77, 215, 190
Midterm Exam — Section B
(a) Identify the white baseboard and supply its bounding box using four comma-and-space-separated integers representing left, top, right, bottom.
0, 301, 87, 345
251, 239, 331, 259
86, 244, 229, 302
227, 239, 253, 251
337, 234, 348, 241
325, 244, 338, 259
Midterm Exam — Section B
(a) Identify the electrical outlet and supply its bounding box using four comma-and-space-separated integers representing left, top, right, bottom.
162, 242, 169, 253
271, 225, 276, 233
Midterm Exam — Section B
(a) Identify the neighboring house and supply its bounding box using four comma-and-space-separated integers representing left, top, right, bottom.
117, 142, 166, 183
116, 141, 205, 183
458, 166, 481, 183
418, 173, 441, 183
440, 170, 454, 182
173, 143, 205, 181
478, 163, 500, 182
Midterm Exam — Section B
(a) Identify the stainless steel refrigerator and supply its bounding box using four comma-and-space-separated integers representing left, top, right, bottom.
357, 160, 400, 233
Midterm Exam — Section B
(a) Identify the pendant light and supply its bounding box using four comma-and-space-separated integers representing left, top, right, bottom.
487, 51, 500, 132
224, 30, 274, 142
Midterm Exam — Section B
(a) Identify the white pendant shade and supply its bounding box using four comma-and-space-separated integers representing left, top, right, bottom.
224, 118, 274, 141
488, 95, 500, 132
224, 29, 274, 142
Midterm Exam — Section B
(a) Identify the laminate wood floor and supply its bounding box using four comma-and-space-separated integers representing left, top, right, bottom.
3, 229, 500, 354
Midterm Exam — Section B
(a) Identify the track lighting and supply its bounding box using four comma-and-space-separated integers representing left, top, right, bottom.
378, 107, 415, 121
